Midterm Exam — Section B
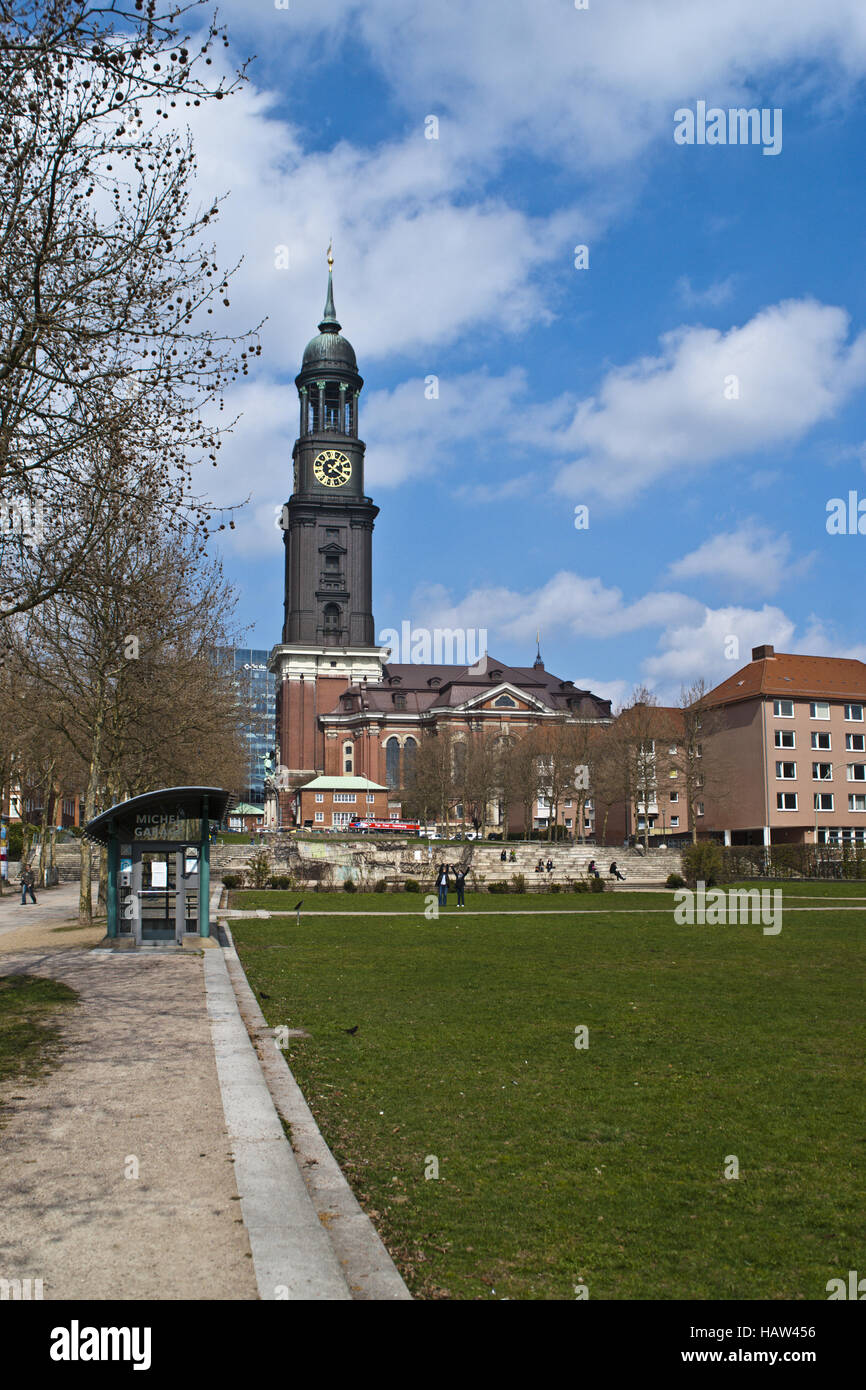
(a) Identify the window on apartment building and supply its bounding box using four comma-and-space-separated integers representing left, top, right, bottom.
564, 799, 573, 808
846, 764, 866, 782
773, 699, 794, 717
776, 792, 798, 810
696, 744, 703, 758
668, 768, 678, 778
315, 811, 324, 822
811, 731, 831, 750
670, 816, 679, 827
848, 794, 866, 812
844, 703, 864, 721
565, 819, 572, 829
670, 792, 679, 802
668, 745, 678, 755
343, 740, 354, 774
584, 819, 592, 829
812, 763, 833, 780
775, 761, 797, 779
696, 802, 705, 816
810, 701, 830, 719
333, 792, 357, 802
775, 729, 796, 748
366, 793, 375, 804
846, 733, 866, 752
315, 792, 324, 803
814, 793, 834, 811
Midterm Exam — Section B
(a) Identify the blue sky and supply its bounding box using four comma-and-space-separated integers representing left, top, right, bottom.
186, 0, 866, 706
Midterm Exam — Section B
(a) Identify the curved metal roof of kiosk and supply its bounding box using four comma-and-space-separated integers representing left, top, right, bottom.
83, 786, 233, 847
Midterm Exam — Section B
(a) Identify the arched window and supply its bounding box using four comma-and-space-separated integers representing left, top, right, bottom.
403, 737, 417, 781
343, 740, 354, 774
494, 694, 517, 708
323, 603, 341, 645
453, 740, 467, 780
385, 737, 401, 788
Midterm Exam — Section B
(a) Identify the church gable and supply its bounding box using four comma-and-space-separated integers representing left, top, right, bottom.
458, 682, 545, 714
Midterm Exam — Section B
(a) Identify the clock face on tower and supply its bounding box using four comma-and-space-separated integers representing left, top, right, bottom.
313, 449, 352, 488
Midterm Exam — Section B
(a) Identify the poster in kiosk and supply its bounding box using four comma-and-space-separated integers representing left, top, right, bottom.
84, 788, 231, 944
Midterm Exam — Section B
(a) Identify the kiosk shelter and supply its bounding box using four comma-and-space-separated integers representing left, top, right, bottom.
84, 787, 231, 945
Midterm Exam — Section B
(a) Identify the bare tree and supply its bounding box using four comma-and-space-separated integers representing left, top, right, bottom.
674, 678, 724, 843
0, 0, 259, 617
8, 481, 246, 923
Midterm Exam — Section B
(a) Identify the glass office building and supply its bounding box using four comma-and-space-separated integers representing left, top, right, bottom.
221, 648, 276, 807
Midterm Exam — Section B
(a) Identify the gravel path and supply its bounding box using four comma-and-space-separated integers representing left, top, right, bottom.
0, 941, 259, 1300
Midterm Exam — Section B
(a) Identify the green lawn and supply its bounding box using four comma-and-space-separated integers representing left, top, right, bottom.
0, 975, 78, 1114
232, 889, 865, 1300
229, 888, 611, 912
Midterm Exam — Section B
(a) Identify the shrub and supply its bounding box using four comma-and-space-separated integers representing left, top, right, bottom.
590, 876, 606, 893
343, 878, 357, 893
374, 878, 387, 893
511, 872, 526, 894
549, 882, 561, 894
268, 874, 293, 890
665, 872, 686, 889
221, 873, 243, 889
247, 849, 271, 890
487, 880, 510, 893
404, 879, 421, 893
572, 879, 589, 893
681, 841, 724, 889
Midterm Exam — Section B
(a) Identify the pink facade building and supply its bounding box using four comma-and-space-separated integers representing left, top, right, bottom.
702, 645, 866, 847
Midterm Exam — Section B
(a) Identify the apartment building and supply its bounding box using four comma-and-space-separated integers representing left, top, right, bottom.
701, 645, 866, 846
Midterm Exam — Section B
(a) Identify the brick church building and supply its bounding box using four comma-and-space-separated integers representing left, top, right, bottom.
267, 259, 612, 828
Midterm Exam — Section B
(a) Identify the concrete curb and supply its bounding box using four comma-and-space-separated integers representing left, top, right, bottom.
219, 916, 412, 1301
203, 946, 351, 1301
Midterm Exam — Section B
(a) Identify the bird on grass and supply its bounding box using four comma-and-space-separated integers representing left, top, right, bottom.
342, 1025, 359, 1035
259, 990, 271, 1001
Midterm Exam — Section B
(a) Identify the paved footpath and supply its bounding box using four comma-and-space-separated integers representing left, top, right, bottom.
0, 884, 358, 1300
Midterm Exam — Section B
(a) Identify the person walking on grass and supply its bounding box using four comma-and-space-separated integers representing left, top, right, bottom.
20, 863, 37, 905
454, 865, 467, 908
436, 862, 449, 908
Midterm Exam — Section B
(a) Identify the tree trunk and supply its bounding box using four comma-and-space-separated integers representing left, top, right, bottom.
79, 699, 105, 924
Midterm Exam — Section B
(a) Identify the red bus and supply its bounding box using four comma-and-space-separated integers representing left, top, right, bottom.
348, 818, 421, 834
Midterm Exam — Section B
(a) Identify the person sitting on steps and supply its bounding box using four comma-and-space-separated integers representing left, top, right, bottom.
609, 861, 626, 881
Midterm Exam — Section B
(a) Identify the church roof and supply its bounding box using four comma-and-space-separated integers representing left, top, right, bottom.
335, 653, 612, 718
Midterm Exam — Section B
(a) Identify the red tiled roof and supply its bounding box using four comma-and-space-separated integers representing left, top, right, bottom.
707, 652, 866, 706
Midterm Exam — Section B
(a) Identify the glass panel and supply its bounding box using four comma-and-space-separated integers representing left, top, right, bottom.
140, 851, 176, 940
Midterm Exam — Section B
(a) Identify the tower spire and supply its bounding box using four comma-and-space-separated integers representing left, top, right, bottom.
319, 241, 340, 334
534, 631, 544, 669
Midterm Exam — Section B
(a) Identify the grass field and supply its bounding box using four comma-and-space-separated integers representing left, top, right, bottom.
0, 975, 78, 1115
232, 888, 865, 1300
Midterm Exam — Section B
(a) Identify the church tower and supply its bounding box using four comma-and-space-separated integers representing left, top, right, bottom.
269, 252, 385, 789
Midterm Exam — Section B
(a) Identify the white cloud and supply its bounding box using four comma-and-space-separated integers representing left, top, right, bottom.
400, 572, 701, 645
668, 521, 812, 596
225, 0, 866, 173
547, 300, 866, 500
363, 369, 528, 487
643, 606, 796, 690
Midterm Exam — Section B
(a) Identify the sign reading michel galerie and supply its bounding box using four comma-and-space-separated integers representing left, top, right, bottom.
133, 810, 202, 841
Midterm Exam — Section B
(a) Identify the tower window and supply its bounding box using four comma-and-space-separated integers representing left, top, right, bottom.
323, 604, 341, 644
